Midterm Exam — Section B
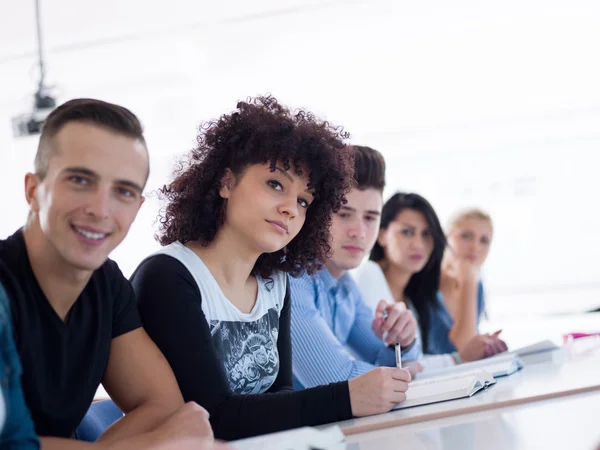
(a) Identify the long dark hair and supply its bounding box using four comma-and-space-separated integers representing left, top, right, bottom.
370, 192, 446, 352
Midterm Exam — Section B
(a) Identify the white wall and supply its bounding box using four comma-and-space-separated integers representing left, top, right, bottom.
375, 116, 600, 317
1, 0, 599, 316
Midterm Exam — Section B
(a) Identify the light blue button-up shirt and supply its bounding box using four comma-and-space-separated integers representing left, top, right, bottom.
290, 268, 420, 390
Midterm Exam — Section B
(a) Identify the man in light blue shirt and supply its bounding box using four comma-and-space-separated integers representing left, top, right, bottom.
290, 146, 420, 390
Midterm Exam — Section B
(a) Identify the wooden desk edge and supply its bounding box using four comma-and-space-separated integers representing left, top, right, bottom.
341, 383, 600, 436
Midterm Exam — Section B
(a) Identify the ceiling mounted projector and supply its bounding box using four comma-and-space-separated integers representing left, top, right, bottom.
12, 0, 57, 138
12, 92, 57, 138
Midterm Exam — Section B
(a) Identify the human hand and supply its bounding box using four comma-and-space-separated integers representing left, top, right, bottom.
443, 255, 479, 288
402, 360, 424, 379
458, 330, 508, 363
348, 367, 411, 416
372, 300, 417, 346
153, 401, 214, 443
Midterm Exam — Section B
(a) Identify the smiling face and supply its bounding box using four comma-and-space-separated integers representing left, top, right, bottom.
325, 187, 383, 279
378, 208, 435, 275
219, 162, 314, 255
447, 216, 493, 266
25, 122, 148, 272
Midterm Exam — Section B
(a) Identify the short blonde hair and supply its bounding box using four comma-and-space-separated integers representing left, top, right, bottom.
447, 208, 493, 235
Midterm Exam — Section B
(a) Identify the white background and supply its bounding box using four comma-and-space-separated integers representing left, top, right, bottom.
1, 0, 599, 318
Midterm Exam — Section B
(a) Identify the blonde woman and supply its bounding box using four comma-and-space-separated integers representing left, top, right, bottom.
438, 208, 496, 353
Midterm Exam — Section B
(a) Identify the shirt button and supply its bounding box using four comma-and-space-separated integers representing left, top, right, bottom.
2, 377, 7, 387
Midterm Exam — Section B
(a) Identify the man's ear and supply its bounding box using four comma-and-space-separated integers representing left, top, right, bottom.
24, 173, 41, 213
218, 168, 235, 199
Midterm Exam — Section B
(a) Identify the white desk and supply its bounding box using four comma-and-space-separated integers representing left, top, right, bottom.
343, 390, 600, 450
481, 311, 600, 350
335, 341, 600, 436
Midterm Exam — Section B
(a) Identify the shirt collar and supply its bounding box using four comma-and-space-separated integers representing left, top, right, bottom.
317, 266, 353, 296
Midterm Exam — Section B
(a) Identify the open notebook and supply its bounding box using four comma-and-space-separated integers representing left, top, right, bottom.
513, 340, 559, 356
418, 352, 524, 380
394, 369, 496, 410
231, 426, 345, 450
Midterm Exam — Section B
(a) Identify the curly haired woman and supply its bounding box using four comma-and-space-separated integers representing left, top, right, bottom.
130, 96, 411, 441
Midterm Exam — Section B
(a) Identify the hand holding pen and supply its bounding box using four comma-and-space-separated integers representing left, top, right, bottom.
379, 305, 423, 378
372, 300, 418, 347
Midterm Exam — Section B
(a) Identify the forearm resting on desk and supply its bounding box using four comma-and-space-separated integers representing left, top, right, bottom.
96, 402, 170, 444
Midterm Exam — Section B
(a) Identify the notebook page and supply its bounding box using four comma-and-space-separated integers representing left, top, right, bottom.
393, 370, 494, 409
513, 340, 559, 356
407, 373, 477, 398
419, 353, 522, 379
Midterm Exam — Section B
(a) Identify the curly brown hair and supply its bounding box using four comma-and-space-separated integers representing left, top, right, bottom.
157, 95, 354, 278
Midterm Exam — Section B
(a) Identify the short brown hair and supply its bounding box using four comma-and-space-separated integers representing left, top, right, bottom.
35, 98, 147, 179
352, 145, 386, 191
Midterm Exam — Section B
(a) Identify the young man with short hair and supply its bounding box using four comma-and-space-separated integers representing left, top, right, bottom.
290, 145, 420, 389
0, 99, 214, 449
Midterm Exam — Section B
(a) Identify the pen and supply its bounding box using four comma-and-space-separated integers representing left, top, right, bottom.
395, 342, 402, 368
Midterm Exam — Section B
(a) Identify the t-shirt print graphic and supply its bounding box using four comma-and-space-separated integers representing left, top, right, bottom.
210, 308, 280, 395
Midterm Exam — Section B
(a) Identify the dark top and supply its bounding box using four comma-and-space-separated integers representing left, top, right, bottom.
0, 229, 142, 438
130, 254, 353, 441
426, 283, 486, 354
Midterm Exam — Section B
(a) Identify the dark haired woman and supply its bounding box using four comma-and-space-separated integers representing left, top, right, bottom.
353, 193, 507, 371
130, 97, 411, 441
